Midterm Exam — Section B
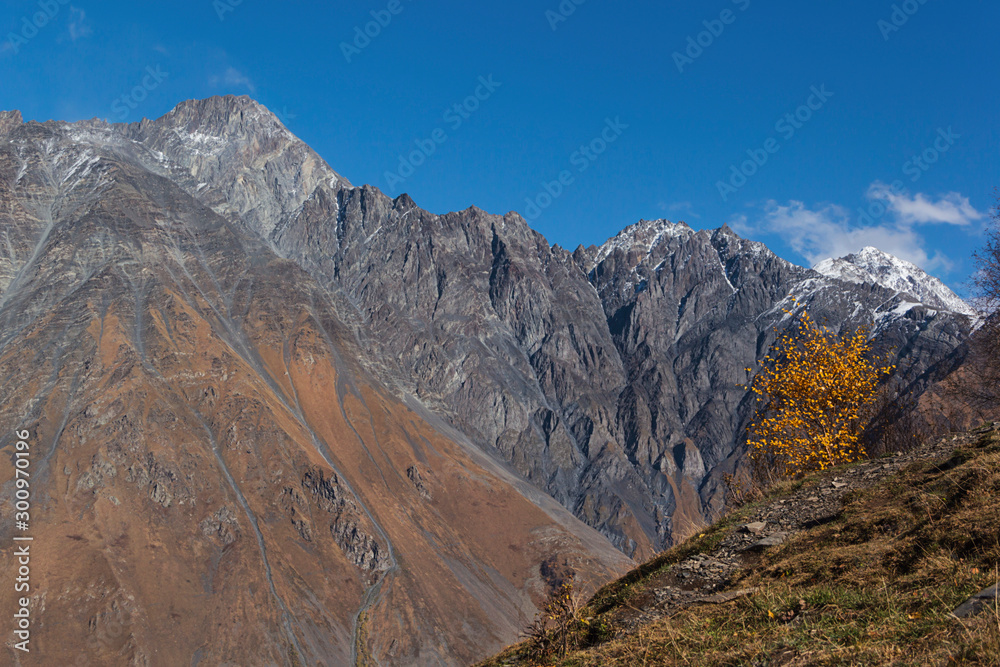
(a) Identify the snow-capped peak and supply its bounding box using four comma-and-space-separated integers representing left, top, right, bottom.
814, 246, 977, 318
593, 219, 693, 266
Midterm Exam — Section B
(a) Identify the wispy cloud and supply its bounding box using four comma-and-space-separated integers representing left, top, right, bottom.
658, 200, 701, 219
867, 182, 983, 226
209, 66, 256, 93
67, 6, 93, 42
732, 184, 984, 274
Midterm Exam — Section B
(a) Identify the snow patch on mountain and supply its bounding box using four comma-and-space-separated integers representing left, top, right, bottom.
814, 247, 977, 318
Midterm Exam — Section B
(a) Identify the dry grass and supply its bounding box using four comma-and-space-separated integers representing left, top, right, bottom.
480, 428, 1000, 666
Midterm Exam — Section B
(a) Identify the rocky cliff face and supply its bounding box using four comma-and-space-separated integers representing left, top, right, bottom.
0, 101, 631, 667
579, 221, 971, 534
0, 96, 974, 665
162, 97, 967, 557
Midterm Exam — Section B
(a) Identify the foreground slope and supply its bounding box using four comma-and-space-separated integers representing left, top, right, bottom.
482, 423, 1000, 666
0, 108, 630, 666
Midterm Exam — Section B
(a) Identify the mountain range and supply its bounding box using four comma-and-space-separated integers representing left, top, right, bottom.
0, 96, 976, 666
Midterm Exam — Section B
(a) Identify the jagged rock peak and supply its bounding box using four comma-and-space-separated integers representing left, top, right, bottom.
107, 95, 352, 239
593, 218, 694, 266
155, 95, 296, 144
707, 226, 794, 276
814, 246, 976, 317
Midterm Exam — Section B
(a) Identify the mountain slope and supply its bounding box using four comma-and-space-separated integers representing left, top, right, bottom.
0, 96, 979, 664
479, 424, 1000, 666
64, 96, 973, 560
0, 106, 630, 666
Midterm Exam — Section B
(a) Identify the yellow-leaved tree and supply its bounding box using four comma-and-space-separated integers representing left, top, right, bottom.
747, 307, 893, 477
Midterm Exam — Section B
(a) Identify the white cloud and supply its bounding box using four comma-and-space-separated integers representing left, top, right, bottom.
737, 198, 961, 273
209, 67, 256, 94
867, 183, 984, 226
733, 184, 986, 274
223, 67, 256, 93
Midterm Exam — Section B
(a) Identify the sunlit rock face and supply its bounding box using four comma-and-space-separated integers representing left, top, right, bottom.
0, 98, 631, 667
0, 96, 972, 664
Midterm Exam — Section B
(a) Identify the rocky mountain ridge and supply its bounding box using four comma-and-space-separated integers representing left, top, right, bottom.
0, 96, 978, 665
813, 246, 977, 318
0, 98, 630, 666
13, 95, 974, 557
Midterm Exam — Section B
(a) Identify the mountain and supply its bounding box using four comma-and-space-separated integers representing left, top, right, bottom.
576, 219, 973, 539
0, 99, 630, 667
0, 96, 977, 665
813, 246, 977, 318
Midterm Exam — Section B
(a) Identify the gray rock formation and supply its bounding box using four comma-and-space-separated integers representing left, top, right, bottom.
0, 96, 636, 666
1, 95, 974, 567
953, 584, 1000, 618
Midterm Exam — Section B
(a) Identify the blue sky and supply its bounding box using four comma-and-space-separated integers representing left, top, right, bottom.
1, 0, 997, 293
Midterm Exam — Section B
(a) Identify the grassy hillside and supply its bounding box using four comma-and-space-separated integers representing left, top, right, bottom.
479, 424, 1000, 666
